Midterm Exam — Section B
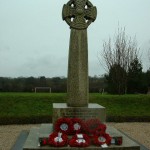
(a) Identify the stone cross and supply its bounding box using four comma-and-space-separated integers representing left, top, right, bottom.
62, 0, 97, 107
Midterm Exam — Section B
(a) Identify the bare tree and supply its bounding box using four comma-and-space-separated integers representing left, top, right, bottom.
99, 27, 140, 94
101, 28, 139, 72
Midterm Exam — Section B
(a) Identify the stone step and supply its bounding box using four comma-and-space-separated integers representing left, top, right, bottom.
23, 127, 40, 150
23, 124, 140, 150
39, 124, 53, 138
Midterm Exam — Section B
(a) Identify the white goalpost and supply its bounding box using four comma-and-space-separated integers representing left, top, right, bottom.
34, 87, 51, 93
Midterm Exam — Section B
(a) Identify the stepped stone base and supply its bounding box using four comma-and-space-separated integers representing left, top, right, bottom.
52, 103, 106, 125
23, 124, 140, 150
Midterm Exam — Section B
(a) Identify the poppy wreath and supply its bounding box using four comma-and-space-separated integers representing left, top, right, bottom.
69, 134, 90, 147
54, 118, 73, 135
84, 119, 101, 135
48, 132, 68, 147
94, 123, 107, 136
71, 118, 83, 134
93, 133, 112, 146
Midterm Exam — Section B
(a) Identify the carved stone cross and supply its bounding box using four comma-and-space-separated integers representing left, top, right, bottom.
62, 0, 97, 30
62, 0, 97, 107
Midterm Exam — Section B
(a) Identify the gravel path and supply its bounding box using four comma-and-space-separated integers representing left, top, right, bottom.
109, 123, 150, 149
0, 123, 150, 150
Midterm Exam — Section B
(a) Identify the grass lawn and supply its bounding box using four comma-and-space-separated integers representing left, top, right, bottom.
0, 93, 150, 124
89, 94, 150, 116
0, 93, 65, 117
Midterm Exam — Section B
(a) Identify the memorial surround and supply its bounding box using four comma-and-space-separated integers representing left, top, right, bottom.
13, 0, 141, 149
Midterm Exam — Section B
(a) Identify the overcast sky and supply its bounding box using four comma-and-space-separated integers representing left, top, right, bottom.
0, 0, 150, 78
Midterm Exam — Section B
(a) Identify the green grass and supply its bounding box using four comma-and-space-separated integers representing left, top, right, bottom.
89, 94, 150, 116
0, 93, 150, 122
0, 93, 66, 118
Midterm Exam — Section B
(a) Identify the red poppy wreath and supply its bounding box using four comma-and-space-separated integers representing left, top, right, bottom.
48, 132, 68, 147
94, 123, 107, 136
71, 118, 83, 134
54, 118, 73, 135
84, 119, 101, 134
93, 133, 111, 146
69, 134, 90, 147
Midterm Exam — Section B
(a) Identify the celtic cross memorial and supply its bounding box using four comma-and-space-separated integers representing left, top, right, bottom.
62, 0, 97, 107
20, 2, 139, 150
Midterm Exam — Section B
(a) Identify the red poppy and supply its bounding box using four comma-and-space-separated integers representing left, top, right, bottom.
69, 134, 90, 147
94, 124, 107, 136
71, 118, 83, 134
54, 118, 73, 135
39, 138, 48, 146
48, 132, 68, 147
84, 119, 101, 134
93, 133, 112, 146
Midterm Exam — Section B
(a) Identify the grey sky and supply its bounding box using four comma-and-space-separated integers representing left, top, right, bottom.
0, 0, 150, 77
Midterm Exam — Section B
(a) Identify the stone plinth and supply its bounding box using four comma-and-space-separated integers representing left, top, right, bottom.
52, 103, 106, 125
23, 124, 140, 150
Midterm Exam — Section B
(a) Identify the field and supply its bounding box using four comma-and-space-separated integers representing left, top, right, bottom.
0, 93, 150, 124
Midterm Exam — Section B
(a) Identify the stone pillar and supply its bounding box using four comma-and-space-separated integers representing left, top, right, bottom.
67, 29, 88, 107
62, 0, 97, 107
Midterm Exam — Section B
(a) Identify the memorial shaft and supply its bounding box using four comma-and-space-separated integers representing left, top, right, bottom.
62, 0, 97, 107
67, 29, 88, 107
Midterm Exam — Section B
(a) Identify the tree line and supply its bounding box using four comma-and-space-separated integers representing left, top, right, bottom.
0, 76, 107, 93
0, 72, 149, 94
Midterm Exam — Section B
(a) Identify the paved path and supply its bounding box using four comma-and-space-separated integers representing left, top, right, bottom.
0, 123, 150, 150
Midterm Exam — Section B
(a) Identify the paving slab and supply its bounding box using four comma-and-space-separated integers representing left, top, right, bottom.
23, 127, 39, 150
39, 124, 53, 138
13, 131, 149, 150
11, 130, 29, 150
22, 124, 141, 150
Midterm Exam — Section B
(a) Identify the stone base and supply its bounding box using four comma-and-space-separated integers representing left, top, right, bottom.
52, 103, 106, 125
23, 124, 140, 150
